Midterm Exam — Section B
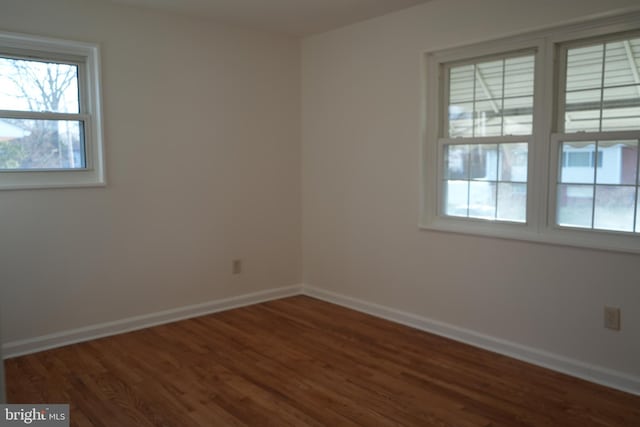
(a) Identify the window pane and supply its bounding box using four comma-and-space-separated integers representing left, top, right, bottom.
449, 65, 475, 104
0, 118, 85, 169
637, 196, 640, 233
469, 181, 496, 219
601, 86, 640, 132
444, 180, 469, 217
503, 96, 533, 135
497, 183, 527, 222
604, 39, 639, 87
504, 56, 534, 98
596, 140, 638, 185
565, 89, 601, 132
442, 142, 527, 223
445, 144, 469, 179
560, 142, 596, 183
0, 57, 79, 114
447, 53, 534, 138
469, 144, 497, 180
593, 186, 636, 232
499, 143, 528, 182
557, 184, 594, 228
565, 37, 640, 133
475, 60, 503, 101
474, 100, 501, 137
566, 44, 603, 92
449, 102, 474, 137
565, 112, 601, 133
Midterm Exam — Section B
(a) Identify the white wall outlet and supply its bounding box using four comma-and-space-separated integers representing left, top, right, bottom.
604, 306, 621, 331
232, 259, 242, 275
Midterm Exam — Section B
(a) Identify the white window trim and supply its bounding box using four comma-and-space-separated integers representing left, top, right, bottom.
421, 11, 640, 254
0, 31, 105, 190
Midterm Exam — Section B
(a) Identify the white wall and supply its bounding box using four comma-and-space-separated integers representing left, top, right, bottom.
2, 0, 639, 396
302, 0, 640, 384
0, 0, 301, 343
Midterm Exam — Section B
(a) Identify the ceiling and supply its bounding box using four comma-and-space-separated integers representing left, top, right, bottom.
108, 0, 431, 36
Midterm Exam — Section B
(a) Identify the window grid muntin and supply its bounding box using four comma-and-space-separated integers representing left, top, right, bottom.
445, 51, 535, 139
560, 32, 640, 134
554, 135, 640, 233
441, 138, 528, 223
424, 15, 640, 253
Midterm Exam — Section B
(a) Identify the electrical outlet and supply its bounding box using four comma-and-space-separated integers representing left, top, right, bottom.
604, 306, 621, 331
232, 259, 242, 275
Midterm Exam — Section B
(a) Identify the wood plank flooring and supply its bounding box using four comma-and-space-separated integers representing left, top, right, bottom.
5, 296, 640, 426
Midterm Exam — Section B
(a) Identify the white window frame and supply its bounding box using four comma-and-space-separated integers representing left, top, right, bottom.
421, 11, 640, 254
0, 31, 105, 190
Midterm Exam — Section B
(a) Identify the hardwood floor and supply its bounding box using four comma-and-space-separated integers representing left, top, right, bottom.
5, 296, 640, 426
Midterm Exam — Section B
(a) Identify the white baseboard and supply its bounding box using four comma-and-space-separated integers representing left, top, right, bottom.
2, 285, 303, 359
302, 285, 640, 396
4, 282, 638, 396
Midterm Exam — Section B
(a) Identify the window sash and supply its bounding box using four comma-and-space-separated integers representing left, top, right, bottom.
0, 30, 104, 189
555, 31, 640, 134
548, 131, 640, 231
443, 50, 536, 139
437, 136, 532, 222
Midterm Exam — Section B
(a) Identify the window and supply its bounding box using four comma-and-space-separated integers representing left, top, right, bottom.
553, 34, 640, 235
423, 13, 640, 252
443, 53, 533, 223
0, 31, 104, 189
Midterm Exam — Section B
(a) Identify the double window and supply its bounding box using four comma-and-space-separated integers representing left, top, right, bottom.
423, 13, 640, 252
0, 31, 104, 189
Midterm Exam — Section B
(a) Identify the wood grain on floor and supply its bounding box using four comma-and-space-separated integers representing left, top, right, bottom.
5, 295, 640, 426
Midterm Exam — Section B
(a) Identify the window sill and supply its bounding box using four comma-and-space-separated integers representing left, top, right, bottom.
419, 218, 640, 255
0, 170, 106, 190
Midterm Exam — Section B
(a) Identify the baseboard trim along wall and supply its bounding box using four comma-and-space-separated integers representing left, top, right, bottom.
1, 285, 303, 359
302, 285, 640, 397
3, 283, 638, 396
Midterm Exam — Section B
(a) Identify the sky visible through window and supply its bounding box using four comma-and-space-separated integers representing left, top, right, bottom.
0, 56, 84, 170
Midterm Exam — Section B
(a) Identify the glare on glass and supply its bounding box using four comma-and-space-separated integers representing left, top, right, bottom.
468, 181, 496, 219
497, 183, 527, 222
444, 180, 469, 217
0, 57, 79, 113
593, 186, 636, 232
557, 184, 594, 228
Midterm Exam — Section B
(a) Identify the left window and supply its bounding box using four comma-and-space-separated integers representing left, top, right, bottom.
0, 31, 104, 189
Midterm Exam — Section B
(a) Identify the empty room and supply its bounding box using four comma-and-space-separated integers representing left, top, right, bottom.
1, 0, 639, 425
